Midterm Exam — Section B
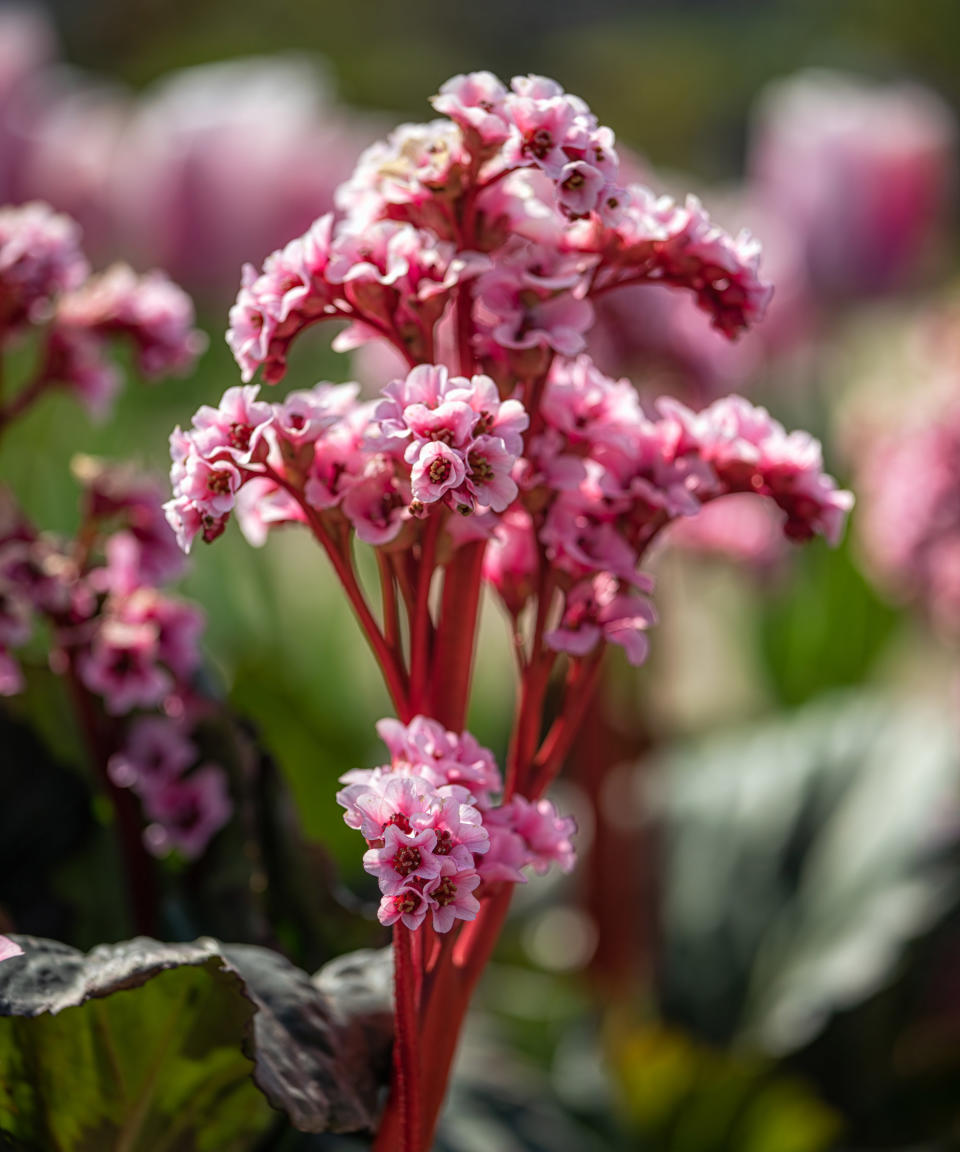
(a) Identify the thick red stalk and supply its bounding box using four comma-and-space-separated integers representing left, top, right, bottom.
410, 514, 442, 715
528, 653, 604, 799
429, 539, 485, 732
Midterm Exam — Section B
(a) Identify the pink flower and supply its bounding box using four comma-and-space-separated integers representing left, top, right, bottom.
235, 477, 306, 547
190, 384, 273, 462
431, 72, 510, 150
77, 459, 186, 588
483, 505, 538, 615
338, 772, 439, 840
116, 589, 204, 680
476, 823, 529, 885
226, 214, 335, 384
546, 572, 657, 666
378, 885, 430, 931
272, 383, 356, 448
0, 201, 88, 330
409, 440, 467, 506
541, 355, 643, 452
424, 865, 482, 933
77, 616, 170, 715
375, 714, 503, 800
363, 824, 445, 895
462, 435, 518, 512
475, 242, 594, 358
178, 454, 242, 519
142, 764, 232, 860
750, 70, 956, 297
342, 456, 409, 545
163, 495, 227, 553
336, 120, 467, 236
502, 795, 577, 875
581, 186, 774, 339
55, 263, 206, 378
108, 714, 196, 792
303, 403, 372, 510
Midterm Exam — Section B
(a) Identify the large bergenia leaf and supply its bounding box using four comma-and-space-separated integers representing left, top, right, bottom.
0, 937, 393, 1150
648, 693, 960, 1054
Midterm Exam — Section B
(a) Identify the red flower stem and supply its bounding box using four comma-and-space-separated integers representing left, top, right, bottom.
528, 652, 604, 799
417, 885, 514, 1142
299, 502, 411, 717
260, 467, 411, 715
63, 654, 159, 935
377, 550, 402, 656
588, 269, 661, 299
329, 305, 420, 370
505, 546, 556, 797
395, 924, 421, 1151
392, 551, 418, 624
409, 513, 442, 714
456, 282, 475, 379
429, 539, 485, 732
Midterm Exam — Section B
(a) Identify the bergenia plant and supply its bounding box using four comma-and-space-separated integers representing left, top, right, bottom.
0, 200, 235, 933
167, 72, 853, 1149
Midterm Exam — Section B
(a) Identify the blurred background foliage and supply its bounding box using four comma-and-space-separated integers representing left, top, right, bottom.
3, 0, 960, 1148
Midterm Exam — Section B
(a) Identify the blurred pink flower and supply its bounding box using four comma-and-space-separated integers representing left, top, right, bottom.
750, 69, 956, 297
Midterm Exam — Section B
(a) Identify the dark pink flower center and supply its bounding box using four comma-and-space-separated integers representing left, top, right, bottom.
394, 890, 421, 914
229, 422, 252, 450
393, 845, 422, 876
529, 128, 553, 159
206, 470, 233, 496
386, 812, 412, 834
433, 829, 454, 856
433, 877, 458, 906
468, 451, 494, 483
428, 458, 451, 484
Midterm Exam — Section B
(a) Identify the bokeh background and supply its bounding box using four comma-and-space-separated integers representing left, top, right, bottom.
4, 1, 960, 1148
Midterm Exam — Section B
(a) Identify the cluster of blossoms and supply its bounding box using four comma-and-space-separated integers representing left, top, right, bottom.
224, 73, 771, 394
165, 365, 528, 552
170, 72, 851, 1149
0, 8, 379, 297
0, 201, 204, 419
0, 462, 230, 859
0, 200, 224, 863
337, 716, 574, 931
167, 67, 851, 885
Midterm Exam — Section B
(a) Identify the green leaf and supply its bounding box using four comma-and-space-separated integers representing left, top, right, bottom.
0, 938, 394, 1150
0, 938, 270, 1152
649, 693, 960, 1054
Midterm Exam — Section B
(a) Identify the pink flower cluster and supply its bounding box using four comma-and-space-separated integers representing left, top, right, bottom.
337, 716, 576, 931
108, 715, 231, 860
0, 462, 232, 860
0, 6, 380, 298
164, 366, 529, 551
0, 201, 205, 420
0, 200, 87, 329
572, 187, 773, 339
483, 355, 851, 663
0, 464, 201, 710
225, 72, 771, 391
173, 72, 853, 913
